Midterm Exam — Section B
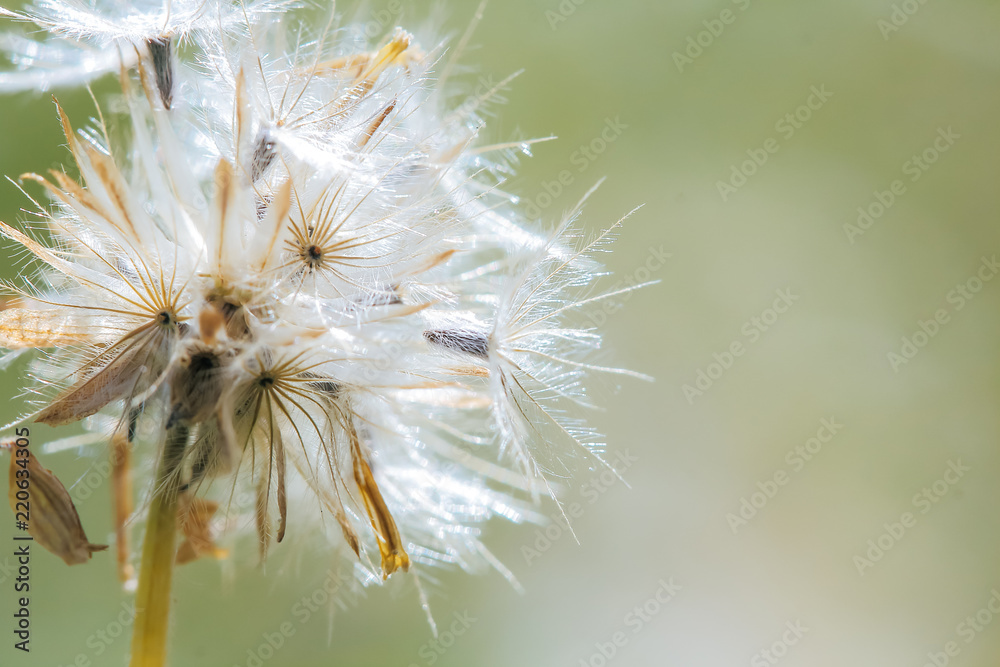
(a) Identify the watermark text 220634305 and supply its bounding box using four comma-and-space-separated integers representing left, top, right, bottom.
11, 427, 33, 653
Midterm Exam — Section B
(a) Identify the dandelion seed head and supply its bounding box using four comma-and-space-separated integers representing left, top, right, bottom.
0, 0, 649, 620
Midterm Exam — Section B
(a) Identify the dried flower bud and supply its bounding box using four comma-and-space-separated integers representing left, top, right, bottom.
6, 444, 107, 565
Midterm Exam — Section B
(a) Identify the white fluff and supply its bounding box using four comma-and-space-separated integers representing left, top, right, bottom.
0, 2, 649, 597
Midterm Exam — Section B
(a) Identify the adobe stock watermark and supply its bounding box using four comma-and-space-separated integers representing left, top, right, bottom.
0, 556, 14, 585
69, 456, 119, 505
682, 288, 799, 404
587, 245, 670, 327
55, 601, 138, 667
853, 459, 970, 576
577, 578, 681, 667
878, 0, 932, 40
750, 621, 809, 667
921, 589, 1000, 667
887, 255, 998, 372
362, 0, 404, 39
716, 85, 833, 201
231, 567, 366, 667
524, 116, 628, 220
726, 417, 844, 534
521, 449, 639, 565
545, 0, 589, 30
672, 0, 753, 73
844, 126, 960, 244
407, 610, 477, 667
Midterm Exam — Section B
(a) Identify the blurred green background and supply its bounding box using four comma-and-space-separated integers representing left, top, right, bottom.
1, 0, 1000, 665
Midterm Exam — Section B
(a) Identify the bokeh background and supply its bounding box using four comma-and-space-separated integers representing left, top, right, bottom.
1, 0, 1000, 665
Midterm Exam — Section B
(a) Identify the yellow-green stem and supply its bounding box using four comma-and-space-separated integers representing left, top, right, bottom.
129, 425, 188, 667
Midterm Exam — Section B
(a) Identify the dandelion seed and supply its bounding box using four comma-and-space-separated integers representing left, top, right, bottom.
424, 327, 491, 358
145, 36, 173, 109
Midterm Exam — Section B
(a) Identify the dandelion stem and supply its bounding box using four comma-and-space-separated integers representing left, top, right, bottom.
129, 424, 188, 667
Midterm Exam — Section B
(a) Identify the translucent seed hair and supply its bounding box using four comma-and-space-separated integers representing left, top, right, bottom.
0, 2, 653, 664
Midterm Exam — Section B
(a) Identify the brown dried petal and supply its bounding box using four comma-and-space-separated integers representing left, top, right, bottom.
7, 446, 107, 565
36, 325, 170, 426
175, 495, 227, 565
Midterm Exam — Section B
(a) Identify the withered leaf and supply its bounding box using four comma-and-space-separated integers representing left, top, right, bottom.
175, 494, 227, 565
7, 447, 107, 565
